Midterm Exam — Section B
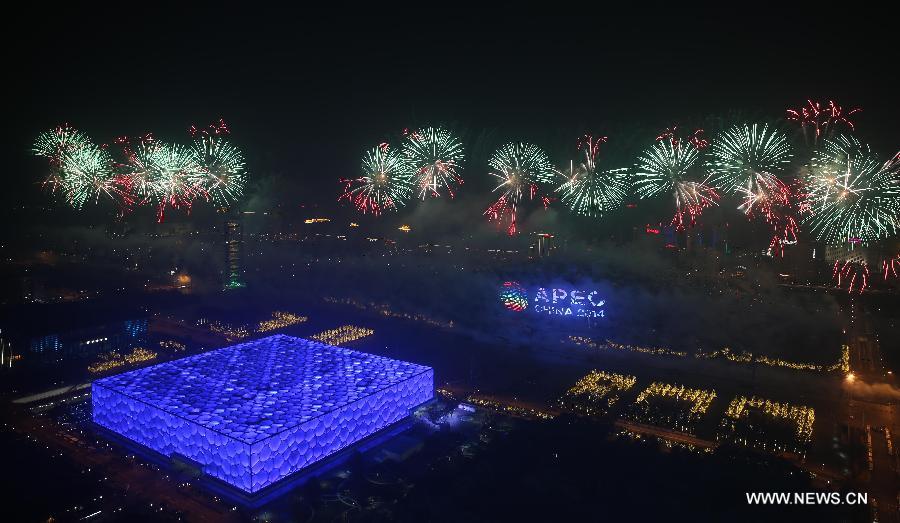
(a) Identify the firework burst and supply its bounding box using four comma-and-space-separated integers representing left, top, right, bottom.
556, 135, 628, 217
34, 123, 248, 220
656, 126, 709, 149
32, 125, 122, 209
786, 100, 861, 146
33, 125, 91, 183
401, 127, 465, 199
707, 123, 798, 254
485, 142, 555, 235
59, 144, 121, 209
114, 135, 158, 203
707, 124, 793, 197
634, 139, 719, 229
125, 139, 207, 222
340, 145, 413, 215
190, 135, 247, 206
803, 135, 900, 245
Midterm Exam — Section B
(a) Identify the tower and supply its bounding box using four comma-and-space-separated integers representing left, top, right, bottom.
224, 218, 245, 289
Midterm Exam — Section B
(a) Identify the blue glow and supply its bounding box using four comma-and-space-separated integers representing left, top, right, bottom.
30, 334, 61, 353
123, 319, 148, 338
92, 334, 434, 493
499, 284, 607, 318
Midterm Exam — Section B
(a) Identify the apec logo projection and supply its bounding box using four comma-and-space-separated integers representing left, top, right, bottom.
500, 281, 606, 318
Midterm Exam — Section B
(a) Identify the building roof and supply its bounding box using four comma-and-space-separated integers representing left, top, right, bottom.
93, 334, 432, 444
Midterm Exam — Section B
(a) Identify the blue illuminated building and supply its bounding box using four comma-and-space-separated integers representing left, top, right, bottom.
30, 334, 62, 353
92, 334, 434, 493
123, 319, 148, 338
28, 318, 149, 361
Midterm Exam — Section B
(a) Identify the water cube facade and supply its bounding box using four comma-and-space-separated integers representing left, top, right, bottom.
92, 334, 434, 493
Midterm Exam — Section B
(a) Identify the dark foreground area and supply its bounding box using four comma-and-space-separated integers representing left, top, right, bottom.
0, 409, 872, 523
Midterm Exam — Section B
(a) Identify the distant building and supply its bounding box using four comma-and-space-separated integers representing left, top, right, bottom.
28, 319, 148, 362
532, 233, 555, 258
224, 218, 245, 289
824, 244, 869, 265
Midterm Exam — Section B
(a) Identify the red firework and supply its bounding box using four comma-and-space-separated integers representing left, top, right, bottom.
768, 215, 799, 258
670, 181, 719, 231
484, 195, 517, 235
155, 183, 206, 224
786, 100, 861, 145
576, 134, 608, 160
189, 118, 230, 137
656, 126, 678, 145
655, 126, 709, 149
337, 178, 394, 216
737, 175, 803, 257
401, 127, 423, 141
882, 254, 900, 281
833, 260, 869, 294
830, 253, 900, 294
483, 191, 552, 236
671, 195, 717, 230
687, 129, 709, 149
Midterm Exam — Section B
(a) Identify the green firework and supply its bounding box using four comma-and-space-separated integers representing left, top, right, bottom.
190, 135, 247, 206
556, 148, 628, 217
803, 135, 900, 245
488, 141, 555, 201
32, 125, 118, 208
706, 123, 793, 193
484, 142, 556, 232
128, 140, 206, 217
342, 145, 414, 215
634, 139, 719, 227
401, 127, 465, 198
634, 139, 702, 198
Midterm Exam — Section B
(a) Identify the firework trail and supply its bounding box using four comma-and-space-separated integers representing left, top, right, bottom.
401, 127, 465, 199
833, 259, 870, 294
339, 145, 414, 215
883, 254, 900, 281
485, 142, 555, 235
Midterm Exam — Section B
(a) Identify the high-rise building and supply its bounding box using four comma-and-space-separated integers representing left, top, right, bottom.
532, 233, 555, 258
224, 218, 245, 289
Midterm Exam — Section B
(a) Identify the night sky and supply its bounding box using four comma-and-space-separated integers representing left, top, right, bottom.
10, 5, 898, 215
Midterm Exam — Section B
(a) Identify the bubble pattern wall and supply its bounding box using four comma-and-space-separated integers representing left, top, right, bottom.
92, 334, 434, 493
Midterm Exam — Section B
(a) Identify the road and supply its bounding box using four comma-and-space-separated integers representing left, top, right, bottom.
9, 411, 242, 522
614, 419, 717, 451
844, 299, 899, 522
